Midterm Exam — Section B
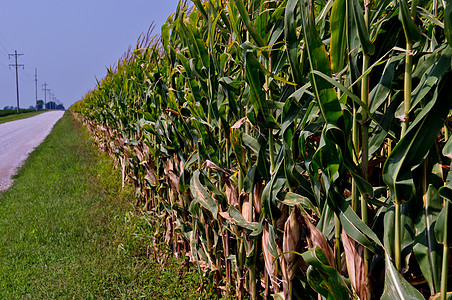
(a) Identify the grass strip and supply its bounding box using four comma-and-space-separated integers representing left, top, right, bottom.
0, 110, 46, 124
0, 112, 205, 299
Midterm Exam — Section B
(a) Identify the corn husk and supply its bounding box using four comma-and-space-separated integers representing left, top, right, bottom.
342, 230, 369, 300
225, 178, 240, 208
263, 223, 280, 291
300, 211, 336, 269
282, 208, 302, 280
253, 180, 264, 214
162, 159, 179, 195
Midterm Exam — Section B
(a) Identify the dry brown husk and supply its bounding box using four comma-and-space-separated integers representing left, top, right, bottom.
164, 215, 173, 245
241, 196, 253, 254
276, 203, 289, 231
282, 207, 303, 281
224, 178, 240, 208
241, 194, 252, 222
300, 211, 336, 269
262, 223, 281, 291
253, 180, 264, 215
162, 158, 180, 195
342, 230, 369, 300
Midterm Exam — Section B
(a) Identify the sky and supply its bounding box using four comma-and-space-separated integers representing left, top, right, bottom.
0, 0, 181, 110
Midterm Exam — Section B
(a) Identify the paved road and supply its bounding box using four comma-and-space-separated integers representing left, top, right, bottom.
0, 111, 65, 190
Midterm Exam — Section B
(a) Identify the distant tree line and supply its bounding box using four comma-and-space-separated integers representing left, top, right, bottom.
3, 100, 65, 111
0, 109, 36, 117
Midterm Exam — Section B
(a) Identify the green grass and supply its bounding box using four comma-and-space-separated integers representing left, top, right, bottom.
0, 110, 45, 124
0, 112, 205, 299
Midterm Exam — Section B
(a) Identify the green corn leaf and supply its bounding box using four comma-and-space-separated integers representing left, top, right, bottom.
285, 0, 304, 84
311, 134, 342, 188
316, 202, 335, 238
311, 70, 371, 117
323, 123, 374, 197
246, 50, 297, 86
327, 190, 383, 253
242, 133, 260, 156
300, 0, 343, 126
226, 2, 241, 43
416, 7, 444, 28
350, 0, 375, 55
398, 0, 421, 43
302, 247, 352, 299
383, 74, 452, 204
192, 0, 208, 21
437, 169, 452, 245
219, 76, 245, 92
396, 47, 452, 118
435, 199, 450, 245
245, 51, 279, 129
330, 0, 347, 73
446, 0, 452, 48
278, 192, 320, 215
444, 137, 452, 159
265, 223, 279, 259
178, 21, 201, 70
282, 97, 301, 188
226, 206, 262, 235
384, 205, 396, 259
218, 5, 231, 33
230, 128, 248, 176
369, 55, 404, 114
234, 0, 266, 48
411, 47, 452, 108
254, 5, 268, 45
269, 11, 285, 48
381, 252, 425, 299
262, 161, 285, 222
368, 92, 402, 157
190, 170, 218, 219
256, 136, 271, 182
413, 185, 443, 294
315, 0, 334, 25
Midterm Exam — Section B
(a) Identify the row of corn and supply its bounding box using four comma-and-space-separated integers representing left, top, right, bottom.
71, 0, 452, 298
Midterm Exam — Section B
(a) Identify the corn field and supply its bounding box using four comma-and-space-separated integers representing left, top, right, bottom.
71, 0, 452, 298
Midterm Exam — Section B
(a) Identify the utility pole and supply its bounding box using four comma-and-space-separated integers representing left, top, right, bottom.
47, 89, 52, 110
42, 82, 49, 110
51, 93, 56, 110
8, 50, 24, 114
34, 68, 38, 111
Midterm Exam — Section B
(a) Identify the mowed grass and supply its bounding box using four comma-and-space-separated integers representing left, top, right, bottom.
0, 110, 45, 124
0, 112, 204, 299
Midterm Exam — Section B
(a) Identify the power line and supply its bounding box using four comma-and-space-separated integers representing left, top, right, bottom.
0, 60, 9, 70
9, 50, 24, 114
42, 82, 49, 110
17, 69, 33, 83
0, 33, 14, 52
34, 68, 38, 111
19, 76, 33, 84
0, 38, 11, 57
0, 34, 13, 61
22, 69, 34, 82
48, 89, 52, 109
0, 41, 9, 56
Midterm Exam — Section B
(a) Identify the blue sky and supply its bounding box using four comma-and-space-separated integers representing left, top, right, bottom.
0, 0, 180, 109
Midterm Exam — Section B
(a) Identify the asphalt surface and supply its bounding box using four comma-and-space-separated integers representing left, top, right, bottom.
0, 111, 65, 190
